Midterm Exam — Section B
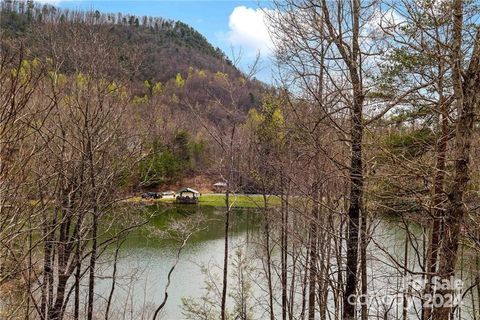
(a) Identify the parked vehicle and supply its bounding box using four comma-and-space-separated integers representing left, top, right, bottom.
162, 191, 176, 197
141, 192, 161, 199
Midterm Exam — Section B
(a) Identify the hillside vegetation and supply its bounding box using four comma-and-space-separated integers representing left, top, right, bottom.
0, 0, 268, 191
1, 0, 236, 82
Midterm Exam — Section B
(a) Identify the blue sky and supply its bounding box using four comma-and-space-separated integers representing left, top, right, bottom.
53, 1, 275, 82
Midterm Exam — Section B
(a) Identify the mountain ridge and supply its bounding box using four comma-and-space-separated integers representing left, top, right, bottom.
0, 1, 255, 85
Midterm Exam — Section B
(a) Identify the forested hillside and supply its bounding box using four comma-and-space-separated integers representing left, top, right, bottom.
0, 0, 267, 190
1, 0, 238, 82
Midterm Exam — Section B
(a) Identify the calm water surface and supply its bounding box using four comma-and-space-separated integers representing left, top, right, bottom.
92, 205, 477, 320
95, 205, 262, 319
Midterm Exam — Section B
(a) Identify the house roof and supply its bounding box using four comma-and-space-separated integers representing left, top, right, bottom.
177, 187, 200, 194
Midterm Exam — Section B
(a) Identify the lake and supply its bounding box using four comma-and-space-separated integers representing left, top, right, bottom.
91, 204, 478, 320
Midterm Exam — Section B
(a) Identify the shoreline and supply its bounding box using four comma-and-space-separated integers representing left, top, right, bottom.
123, 193, 281, 208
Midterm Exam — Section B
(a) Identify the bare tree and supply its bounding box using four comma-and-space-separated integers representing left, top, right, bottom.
433, 0, 480, 318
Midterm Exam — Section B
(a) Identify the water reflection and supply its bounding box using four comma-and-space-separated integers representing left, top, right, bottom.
94, 205, 477, 320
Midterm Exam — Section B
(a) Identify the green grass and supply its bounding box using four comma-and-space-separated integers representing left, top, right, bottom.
125, 193, 281, 208
198, 194, 280, 208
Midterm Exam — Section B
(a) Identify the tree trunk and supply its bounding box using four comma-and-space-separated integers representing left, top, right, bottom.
360, 207, 368, 320
105, 240, 121, 320
263, 193, 275, 320
423, 63, 450, 320
433, 2, 480, 317
320, 1, 365, 318
308, 184, 319, 320
343, 77, 364, 320
87, 213, 98, 320
221, 188, 230, 320
282, 203, 287, 320
221, 126, 236, 320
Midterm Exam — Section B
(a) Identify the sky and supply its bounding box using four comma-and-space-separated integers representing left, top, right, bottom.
50, 1, 275, 82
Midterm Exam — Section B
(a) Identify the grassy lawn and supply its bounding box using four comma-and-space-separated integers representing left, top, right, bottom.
198, 194, 280, 208
126, 193, 281, 208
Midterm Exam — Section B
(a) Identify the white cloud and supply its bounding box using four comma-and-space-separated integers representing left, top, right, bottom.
227, 6, 273, 56
368, 7, 406, 35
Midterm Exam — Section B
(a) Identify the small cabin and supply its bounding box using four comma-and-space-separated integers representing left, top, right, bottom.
175, 188, 200, 204
213, 181, 228, 193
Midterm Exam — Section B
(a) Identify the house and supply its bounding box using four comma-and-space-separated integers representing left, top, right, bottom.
213, 181, 227, 193
175, 187, 200, 204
